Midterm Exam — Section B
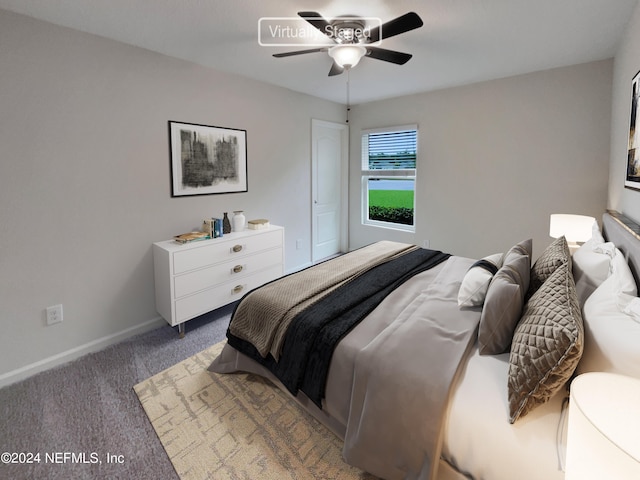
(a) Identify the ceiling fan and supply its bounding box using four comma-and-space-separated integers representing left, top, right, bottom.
272, 11, 424, 76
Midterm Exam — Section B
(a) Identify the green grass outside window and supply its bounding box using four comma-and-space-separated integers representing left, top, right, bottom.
368, 190, 414, 225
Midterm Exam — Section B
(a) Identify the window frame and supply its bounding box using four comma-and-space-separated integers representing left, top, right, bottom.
361, 125, 418, 232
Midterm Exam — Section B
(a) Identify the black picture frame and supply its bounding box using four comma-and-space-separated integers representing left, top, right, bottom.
168, 121, 248, 197
626, 70, 640, 191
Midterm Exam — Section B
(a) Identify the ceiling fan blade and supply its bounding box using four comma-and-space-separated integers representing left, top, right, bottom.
298, 11, 333, 38
365, 47, 413, 65
368, 12, 423, 43
328, 62, 344, 76
273, 47, 327, 58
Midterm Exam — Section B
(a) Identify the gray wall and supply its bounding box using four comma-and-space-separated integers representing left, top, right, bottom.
609, 0, 640, 221
348, 60, 613, 260
0, 10, 344, 382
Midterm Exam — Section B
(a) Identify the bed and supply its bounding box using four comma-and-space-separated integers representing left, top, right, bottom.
209, 211, 640, 480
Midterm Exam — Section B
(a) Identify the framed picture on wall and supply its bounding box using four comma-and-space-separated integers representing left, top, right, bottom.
626, 71, 640, 191
168, 121, 248, 197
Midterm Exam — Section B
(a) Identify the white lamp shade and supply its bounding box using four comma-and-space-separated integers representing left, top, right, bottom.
549, 214, 596, 243
328, 45, 366, 68
566, 373, 640, 480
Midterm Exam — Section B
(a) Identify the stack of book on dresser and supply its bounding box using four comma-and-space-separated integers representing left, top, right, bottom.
202, 218, 225, 238
173, 231, 210, 244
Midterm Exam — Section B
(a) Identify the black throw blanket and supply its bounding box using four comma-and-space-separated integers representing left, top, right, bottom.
227, 248, 450, 408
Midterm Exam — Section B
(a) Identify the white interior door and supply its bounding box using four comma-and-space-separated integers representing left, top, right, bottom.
311, 119, 348, 263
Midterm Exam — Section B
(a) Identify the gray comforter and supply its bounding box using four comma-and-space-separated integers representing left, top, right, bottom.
210, 254, 482, 480
229, 241, 419, 359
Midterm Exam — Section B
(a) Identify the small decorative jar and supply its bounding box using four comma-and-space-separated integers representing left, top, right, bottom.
233, 210, 246, 232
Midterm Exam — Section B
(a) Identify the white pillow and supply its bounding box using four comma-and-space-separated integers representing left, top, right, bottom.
610, 248, 637, 295
572, 237, 615, 307
577, 249, 640, 378
620, 294, 640, 323
457, 253, 504, 307
590, 219, 605, 244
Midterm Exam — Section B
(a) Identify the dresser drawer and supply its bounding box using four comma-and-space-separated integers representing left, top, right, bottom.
173, 247, 283, 298
174, 264, 282, 324
173, 230, 283, 274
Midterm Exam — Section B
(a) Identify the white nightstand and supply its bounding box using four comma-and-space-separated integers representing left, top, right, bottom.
153, 225, 284, 336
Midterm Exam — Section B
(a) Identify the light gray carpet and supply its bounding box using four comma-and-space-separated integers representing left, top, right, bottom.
0, 305, 232, 480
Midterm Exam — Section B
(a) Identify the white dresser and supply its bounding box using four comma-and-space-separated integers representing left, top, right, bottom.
153, 225, 284, 335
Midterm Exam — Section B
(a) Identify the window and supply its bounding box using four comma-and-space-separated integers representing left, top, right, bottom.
361, 125, 417, 231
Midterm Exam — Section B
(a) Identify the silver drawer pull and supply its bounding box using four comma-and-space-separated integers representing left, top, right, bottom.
232, 285, 244, 294
232, 244, 243, 253
232, 265, 243, 274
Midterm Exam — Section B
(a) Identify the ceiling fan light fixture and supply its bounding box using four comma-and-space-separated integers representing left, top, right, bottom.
328, 45, 367, 69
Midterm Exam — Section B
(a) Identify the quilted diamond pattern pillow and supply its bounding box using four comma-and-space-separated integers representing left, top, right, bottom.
528, 236, 571, 298
508, 261, 583, 423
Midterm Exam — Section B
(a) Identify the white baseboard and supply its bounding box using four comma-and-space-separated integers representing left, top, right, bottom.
0, 317, 165, 389
287, 262, 312, 274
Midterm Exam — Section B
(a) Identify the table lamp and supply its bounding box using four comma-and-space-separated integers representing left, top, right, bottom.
549, 214, 596, 252
565, 372, 640, 480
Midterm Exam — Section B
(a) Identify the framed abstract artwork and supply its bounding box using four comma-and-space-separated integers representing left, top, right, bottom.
169, 121, 248, 196
626, 71, 640, 191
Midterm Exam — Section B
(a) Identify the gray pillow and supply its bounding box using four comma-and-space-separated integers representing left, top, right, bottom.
508, 261, 583, 423
509, 238, 532, 259
478, 255, 530, 355
478, 240, 532, 355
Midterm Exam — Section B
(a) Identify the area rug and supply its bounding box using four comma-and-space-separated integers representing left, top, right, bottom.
134, 341, 375, 480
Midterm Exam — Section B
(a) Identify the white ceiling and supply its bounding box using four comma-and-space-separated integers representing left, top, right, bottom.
0, 0, 637, 104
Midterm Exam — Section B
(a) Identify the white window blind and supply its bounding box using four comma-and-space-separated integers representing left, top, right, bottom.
365, 129, 417, 170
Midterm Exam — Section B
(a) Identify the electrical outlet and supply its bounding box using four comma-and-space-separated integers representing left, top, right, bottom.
46, 304, 63, 325
296, 239, 303, 250
423, 240, 430, 249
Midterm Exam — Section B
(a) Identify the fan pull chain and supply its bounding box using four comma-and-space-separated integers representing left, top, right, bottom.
346, 68, 351, 123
